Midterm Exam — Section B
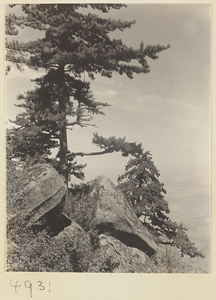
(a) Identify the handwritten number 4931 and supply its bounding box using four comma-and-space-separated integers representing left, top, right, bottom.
10, 280, 51, 297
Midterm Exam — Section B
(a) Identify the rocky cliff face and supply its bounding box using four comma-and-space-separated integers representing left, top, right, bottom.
7, 164, 203, 273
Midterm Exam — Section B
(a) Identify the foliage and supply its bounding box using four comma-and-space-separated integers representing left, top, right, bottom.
118, 152, 204, 258
92, 134, 143, 157
118, 151, 169, 225
6, 4, 170, 183
6, 155, 30, 217
66, 184, 96, 232
171, 223, 204, 258
6, 73, 104, 180
152, 245, 191, 273
7, 227, 91, 272
98, 257, 120, 273
152, 246, 182, 273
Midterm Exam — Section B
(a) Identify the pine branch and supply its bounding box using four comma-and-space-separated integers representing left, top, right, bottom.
66, 149, 112, 159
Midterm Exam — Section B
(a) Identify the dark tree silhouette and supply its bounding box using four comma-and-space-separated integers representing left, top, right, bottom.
6, 4, 170, 184
118, 153, 204, 258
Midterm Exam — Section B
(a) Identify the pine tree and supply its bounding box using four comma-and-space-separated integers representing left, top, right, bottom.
118, 153, 204, 258
7, 71, 108, 180
118, 152, 170, 224
6, 4, 170, 183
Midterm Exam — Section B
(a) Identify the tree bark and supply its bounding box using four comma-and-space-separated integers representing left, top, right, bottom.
66, 149, 112, 159
58, 65, 68, 186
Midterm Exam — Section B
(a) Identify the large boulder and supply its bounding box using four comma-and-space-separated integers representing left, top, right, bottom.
8, 164, 70, 233
69, 175, 157, 257
88, 234, 156, 273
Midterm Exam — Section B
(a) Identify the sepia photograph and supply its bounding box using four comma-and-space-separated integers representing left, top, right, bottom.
5, 3, 211, 275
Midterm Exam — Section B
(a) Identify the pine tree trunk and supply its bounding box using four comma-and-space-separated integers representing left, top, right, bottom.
59, 113, 68, 185
58, 65, 68, 186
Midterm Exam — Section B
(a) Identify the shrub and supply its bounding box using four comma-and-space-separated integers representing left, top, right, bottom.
7, 227, 91, 272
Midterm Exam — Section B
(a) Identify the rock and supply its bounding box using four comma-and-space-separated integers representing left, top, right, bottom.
88, 234, 156, 273
8, 164, 70, 233
70, 175, 157, 257
55, 219, 90, 241
154, 233, 171, 244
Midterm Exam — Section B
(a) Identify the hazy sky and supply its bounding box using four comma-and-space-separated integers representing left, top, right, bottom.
6, 4, 211, 192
